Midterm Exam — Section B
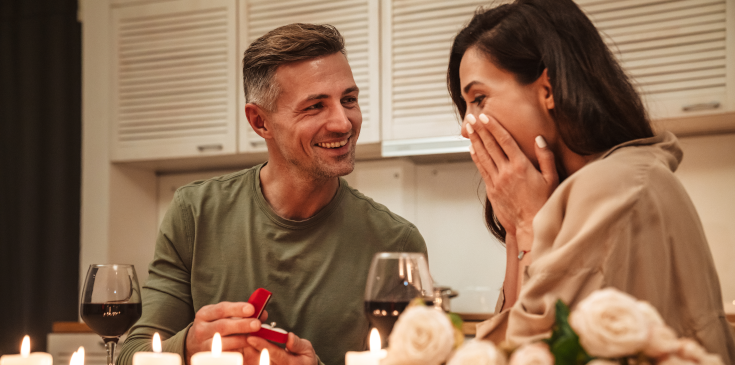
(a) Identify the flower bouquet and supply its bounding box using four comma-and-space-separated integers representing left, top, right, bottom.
380, 288, 724, 365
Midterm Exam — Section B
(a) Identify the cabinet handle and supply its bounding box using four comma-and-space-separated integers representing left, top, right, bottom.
682, 101, 720, 112
250, 140, 266, 148
197, 144, 223, 152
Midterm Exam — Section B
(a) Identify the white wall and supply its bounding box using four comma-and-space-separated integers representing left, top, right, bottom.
151, 133, 735, 314
675, 133, 735, 313
343, 160, 505, 313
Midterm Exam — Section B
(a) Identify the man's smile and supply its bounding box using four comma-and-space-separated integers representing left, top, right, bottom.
316, 138, 349, 149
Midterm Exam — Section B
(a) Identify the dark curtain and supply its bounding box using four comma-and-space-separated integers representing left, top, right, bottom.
0, 0, 81, 356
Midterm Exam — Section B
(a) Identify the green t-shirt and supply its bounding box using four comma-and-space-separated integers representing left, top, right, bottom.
117, 163, 427, 365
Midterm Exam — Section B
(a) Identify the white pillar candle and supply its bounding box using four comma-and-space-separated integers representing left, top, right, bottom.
133, 333, 181, 365
345, 329, 387, 365
0, 336, 53, 365
190, 333, 243, 365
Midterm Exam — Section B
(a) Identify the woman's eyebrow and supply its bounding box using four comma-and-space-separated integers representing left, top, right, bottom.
463, 80, 484, 94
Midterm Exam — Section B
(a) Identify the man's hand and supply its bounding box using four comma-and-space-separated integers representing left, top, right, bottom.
185, 302, 268, 363
244, 333, 318, 365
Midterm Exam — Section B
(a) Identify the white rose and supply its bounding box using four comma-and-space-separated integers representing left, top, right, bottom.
585, 360, 619, 365
643, 324, 681, 358
659, 355, 697, 365
568, 288, 650, 358
675, 338, 724, 365
447, 340, 506, 365
385, 306, 455, 365
634, 300, 680, 358
508, 342, 552, 365
699, 354, 726, 365
678, 338, 708, 362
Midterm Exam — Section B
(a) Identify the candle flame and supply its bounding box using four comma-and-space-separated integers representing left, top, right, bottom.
212, 333, 222, 356
21, 335, 30, 357
153, 333, 162, 353
70, 346, 84, 365
259, 349, 270, 365
369, 328, 381, 353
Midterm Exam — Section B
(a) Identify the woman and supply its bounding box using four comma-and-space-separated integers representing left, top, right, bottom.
447, 0, 735, 361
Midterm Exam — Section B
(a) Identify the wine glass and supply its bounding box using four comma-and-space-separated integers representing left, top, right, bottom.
364, 252, 434, 347
80, 264, 142, 365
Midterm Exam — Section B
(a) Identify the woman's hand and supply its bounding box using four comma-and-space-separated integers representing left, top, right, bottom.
464, 113, 559, 238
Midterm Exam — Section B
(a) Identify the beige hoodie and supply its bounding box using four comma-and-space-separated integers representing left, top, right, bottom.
476, 132, 735, 362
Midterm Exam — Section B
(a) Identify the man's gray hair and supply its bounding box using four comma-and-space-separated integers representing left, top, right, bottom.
242, 23, 346, 112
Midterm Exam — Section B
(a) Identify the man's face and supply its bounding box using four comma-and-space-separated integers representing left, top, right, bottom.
266, 52, 362, 180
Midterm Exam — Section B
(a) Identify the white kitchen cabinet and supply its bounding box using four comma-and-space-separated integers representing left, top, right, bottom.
381, 0, 735, 156
110, 0, 239, 161
108, 0, 380, 161
237, 0, 381, 152
579, 0, 735, 133
380, 0, 487, 142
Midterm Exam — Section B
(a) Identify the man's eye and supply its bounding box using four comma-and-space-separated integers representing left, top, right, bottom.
470, 95, 486, 105
342, 97, 357, 105
305, 102, 323, 111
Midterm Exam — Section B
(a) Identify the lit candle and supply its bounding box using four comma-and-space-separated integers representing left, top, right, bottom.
190, 333, 243, 365
345, 328, 387, 365
132, 333, 181, 365
69, 347, 84, 365
259, 349, 269, 365
0, 336, 53, 365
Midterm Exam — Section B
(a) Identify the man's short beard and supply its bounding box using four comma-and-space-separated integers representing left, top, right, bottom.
287, 147, 356, 181
313, 148, 356, 179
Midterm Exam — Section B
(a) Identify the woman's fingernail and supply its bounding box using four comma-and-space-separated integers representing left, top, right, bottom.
469, 144, 475, 155
535, 135, 547, 148
479, 114, 490, 124
466, 123, 474, 135
466, 113, 477, 125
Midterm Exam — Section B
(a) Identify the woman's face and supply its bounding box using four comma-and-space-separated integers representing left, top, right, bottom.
459, 46, 557, 169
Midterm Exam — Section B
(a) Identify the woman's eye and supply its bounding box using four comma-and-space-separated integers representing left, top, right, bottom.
470, 95, 486, 105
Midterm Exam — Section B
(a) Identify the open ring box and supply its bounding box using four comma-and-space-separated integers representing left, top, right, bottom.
248, 288, 288, 344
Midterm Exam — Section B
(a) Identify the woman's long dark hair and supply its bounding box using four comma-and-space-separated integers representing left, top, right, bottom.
447, 0, 654, 242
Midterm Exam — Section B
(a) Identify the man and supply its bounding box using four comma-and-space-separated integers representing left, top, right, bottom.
116, 23, 427, 365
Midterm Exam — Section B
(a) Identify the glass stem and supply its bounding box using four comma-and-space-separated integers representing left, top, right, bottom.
105, 340, 117, 365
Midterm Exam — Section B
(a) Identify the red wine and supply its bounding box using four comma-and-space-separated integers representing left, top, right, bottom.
364, 301, 410, 342
81, 303, 142, 340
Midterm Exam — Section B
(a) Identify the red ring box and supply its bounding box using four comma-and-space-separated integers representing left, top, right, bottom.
247, 288, 288, 344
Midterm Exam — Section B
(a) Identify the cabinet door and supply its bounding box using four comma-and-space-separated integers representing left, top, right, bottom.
381, 0, 488, 142
579, 0, 732, 122
111, 0, 238, 161
238, 0, 381, 152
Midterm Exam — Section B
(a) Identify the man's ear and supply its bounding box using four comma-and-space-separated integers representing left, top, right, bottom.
245, 103, 272, 139
537, 68, 554, 110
